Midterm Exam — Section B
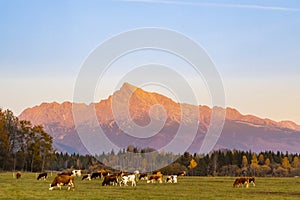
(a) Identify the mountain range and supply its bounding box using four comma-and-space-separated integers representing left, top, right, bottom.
19, 82, 300, 154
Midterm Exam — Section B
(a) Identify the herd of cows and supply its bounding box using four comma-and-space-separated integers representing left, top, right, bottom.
14, 170, 256, 190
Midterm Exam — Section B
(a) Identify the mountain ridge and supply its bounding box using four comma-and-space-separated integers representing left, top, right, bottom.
19, 82, 300, 154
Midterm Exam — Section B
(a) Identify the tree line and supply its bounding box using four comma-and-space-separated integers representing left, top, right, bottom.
1, 108, 300, 177
173, 150, 300, 177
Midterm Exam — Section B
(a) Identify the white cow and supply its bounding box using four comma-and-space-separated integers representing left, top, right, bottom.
120, 174, 136, 186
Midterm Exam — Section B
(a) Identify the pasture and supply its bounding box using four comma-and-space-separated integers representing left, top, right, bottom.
1, 172, 300, 200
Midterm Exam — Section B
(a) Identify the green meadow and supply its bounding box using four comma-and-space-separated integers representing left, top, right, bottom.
1, 173, 300, 200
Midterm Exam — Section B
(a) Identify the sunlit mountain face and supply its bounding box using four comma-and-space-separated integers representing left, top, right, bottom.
19, 82, 300, 154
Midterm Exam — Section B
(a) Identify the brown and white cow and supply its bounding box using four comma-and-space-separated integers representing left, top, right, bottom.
81, 174, 91, 181
249, 177, 256, 186
37, 172, 47, 180
49, 175, 75, 190
102, 175, 118, 186
233, 177, 249, 188
166, 175, 177, 183
147, 174, 163, 183
139, 173, 148, 180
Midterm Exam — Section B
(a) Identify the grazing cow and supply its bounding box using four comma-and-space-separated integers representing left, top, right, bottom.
139, 173, 148, 180
37, 172, 48, 180
91, 172, 102, 179
81, 174, 91, 181
72, 170, 82, 177
49, 175, 75, 190
16, 172, 21, 179
176, 171, 186, 176
166, 175, 177, 183
249, 177, 255, 186
233, 177, 249, 188
120, 174, 137, 187
147, 174, 163, 183
102, 175, 118, 186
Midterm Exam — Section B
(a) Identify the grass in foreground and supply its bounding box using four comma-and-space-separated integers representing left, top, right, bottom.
0, 173, 300, 200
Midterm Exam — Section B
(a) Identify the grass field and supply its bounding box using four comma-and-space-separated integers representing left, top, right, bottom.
1, 173, 300, 200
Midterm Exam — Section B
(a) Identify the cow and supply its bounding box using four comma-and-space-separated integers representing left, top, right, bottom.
16, 172, 21, 179
49, 175, 75, 190
166, 175, 177, 183
72, 170, 82, 177
120, 174, 136, 186
139, 173, 148, 180
102, 175, 118, 186
81, 174, 91, 181
176, 171, 186, 176
147, 174, 163, 183
233, 177, 249, 188
249, 177, 256, 186
91, 172, 102, 179
37, 172, 47, 180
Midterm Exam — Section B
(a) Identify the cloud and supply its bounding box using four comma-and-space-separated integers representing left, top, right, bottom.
119, 0, 300, 12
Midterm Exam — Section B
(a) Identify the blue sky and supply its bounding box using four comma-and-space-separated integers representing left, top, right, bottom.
0, 0, 300, 123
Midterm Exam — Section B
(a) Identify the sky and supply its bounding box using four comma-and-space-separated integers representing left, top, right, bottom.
0, 0, 300, 124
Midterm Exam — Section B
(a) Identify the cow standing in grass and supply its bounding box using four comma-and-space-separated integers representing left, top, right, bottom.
249, 177, 256, 186
102, 175, 118, 186
16, 172, 21, 179
37, 172, 47, 180
233, 177, 249, 188
139, 173, 148, 180
91, 172, 102, 179
147, 172, 163, 183
166, 175, 177, 183
49, 175, 75, 190
82, 174, 91, 181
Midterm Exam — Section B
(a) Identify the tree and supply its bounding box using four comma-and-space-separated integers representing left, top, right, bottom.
241, 155, 248, 175
292, 156, 300, 168
250, 153, 260, 176
265, 158, 271, 166
258, 153, 264, 165
242, 155, 248, 168
282, 156, 291, 169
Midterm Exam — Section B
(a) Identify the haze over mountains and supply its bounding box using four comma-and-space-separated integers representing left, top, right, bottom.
19, 82, 300, 154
